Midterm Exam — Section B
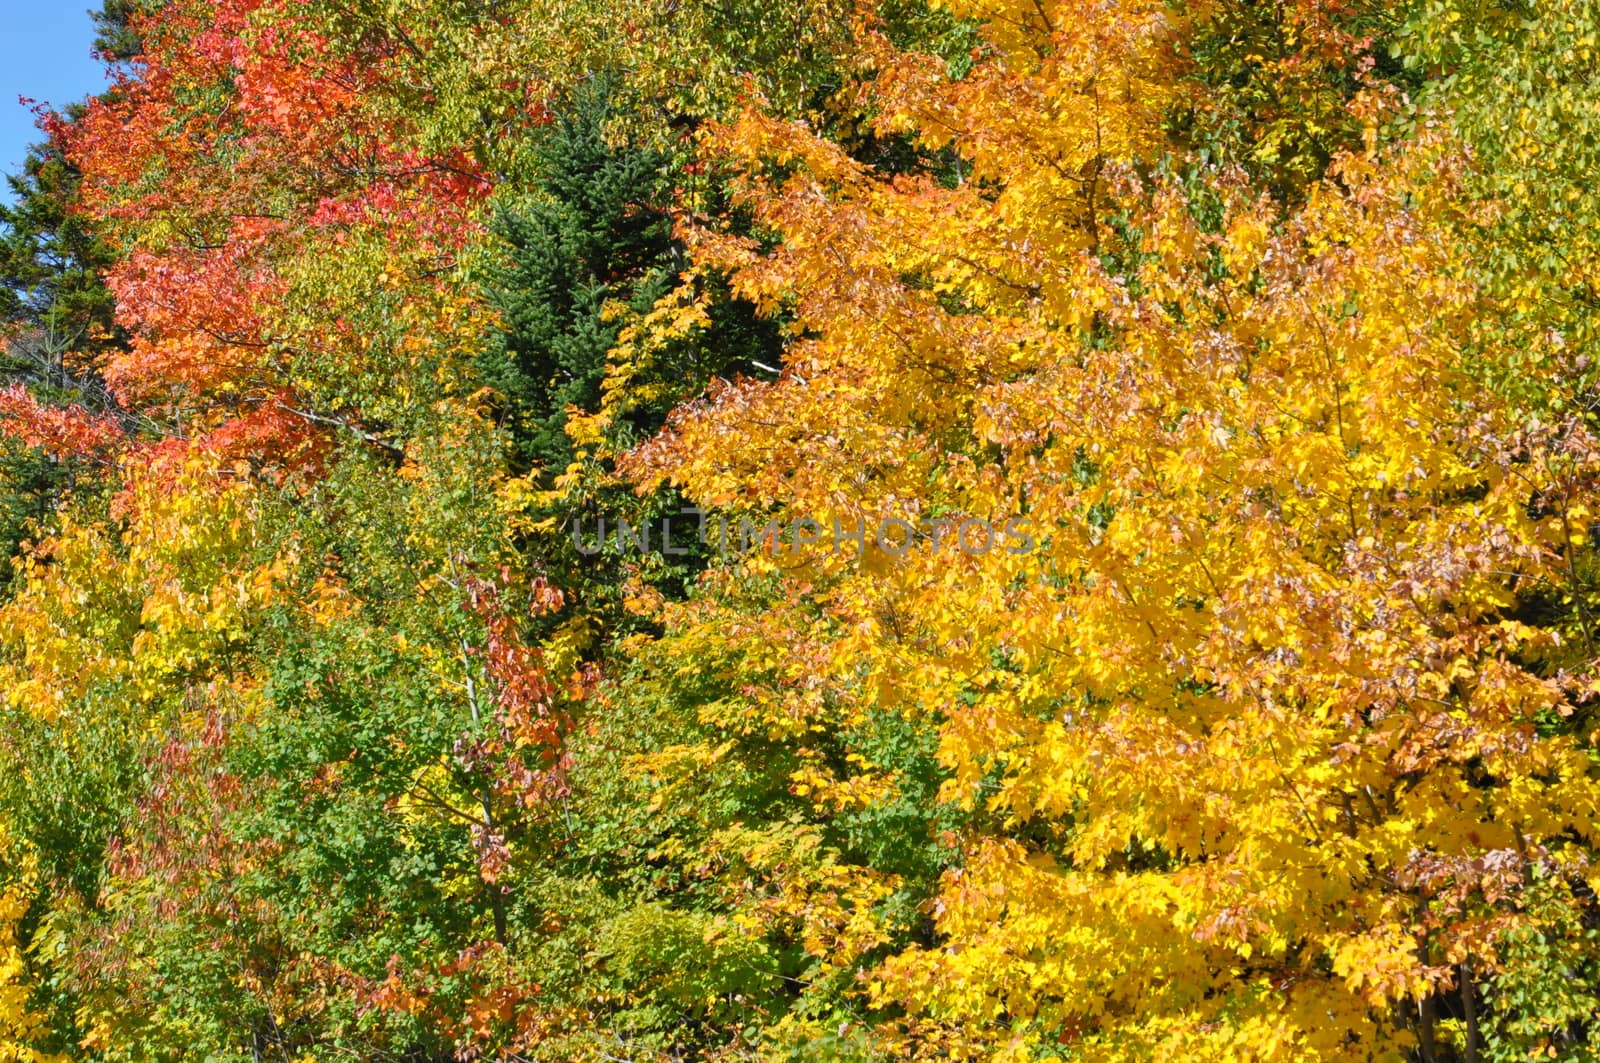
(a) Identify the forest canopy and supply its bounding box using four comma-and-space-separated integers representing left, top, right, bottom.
3, 0, 1600, 1060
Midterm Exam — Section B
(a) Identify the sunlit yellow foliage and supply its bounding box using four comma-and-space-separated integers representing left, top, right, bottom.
626, 5, 1600, 1056
0, 459, 291, 727
0, 833, 61, 1063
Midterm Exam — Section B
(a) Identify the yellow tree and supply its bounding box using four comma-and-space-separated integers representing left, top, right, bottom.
1, 830, 63, 1063
623, 0, 1600, 1057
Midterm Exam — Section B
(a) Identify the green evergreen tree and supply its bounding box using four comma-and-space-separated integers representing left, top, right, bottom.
0, 104, 126, 586
91, 0, 149, 63
478, 94, 679, 477
1, 130, 122, 393
479, 86, 781, 478
477, 86, 783, 644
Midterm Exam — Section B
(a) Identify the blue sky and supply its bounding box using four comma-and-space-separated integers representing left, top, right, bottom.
0, 2, 110, 197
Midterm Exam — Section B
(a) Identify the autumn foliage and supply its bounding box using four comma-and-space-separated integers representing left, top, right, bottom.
2, 0, 1600, 1060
